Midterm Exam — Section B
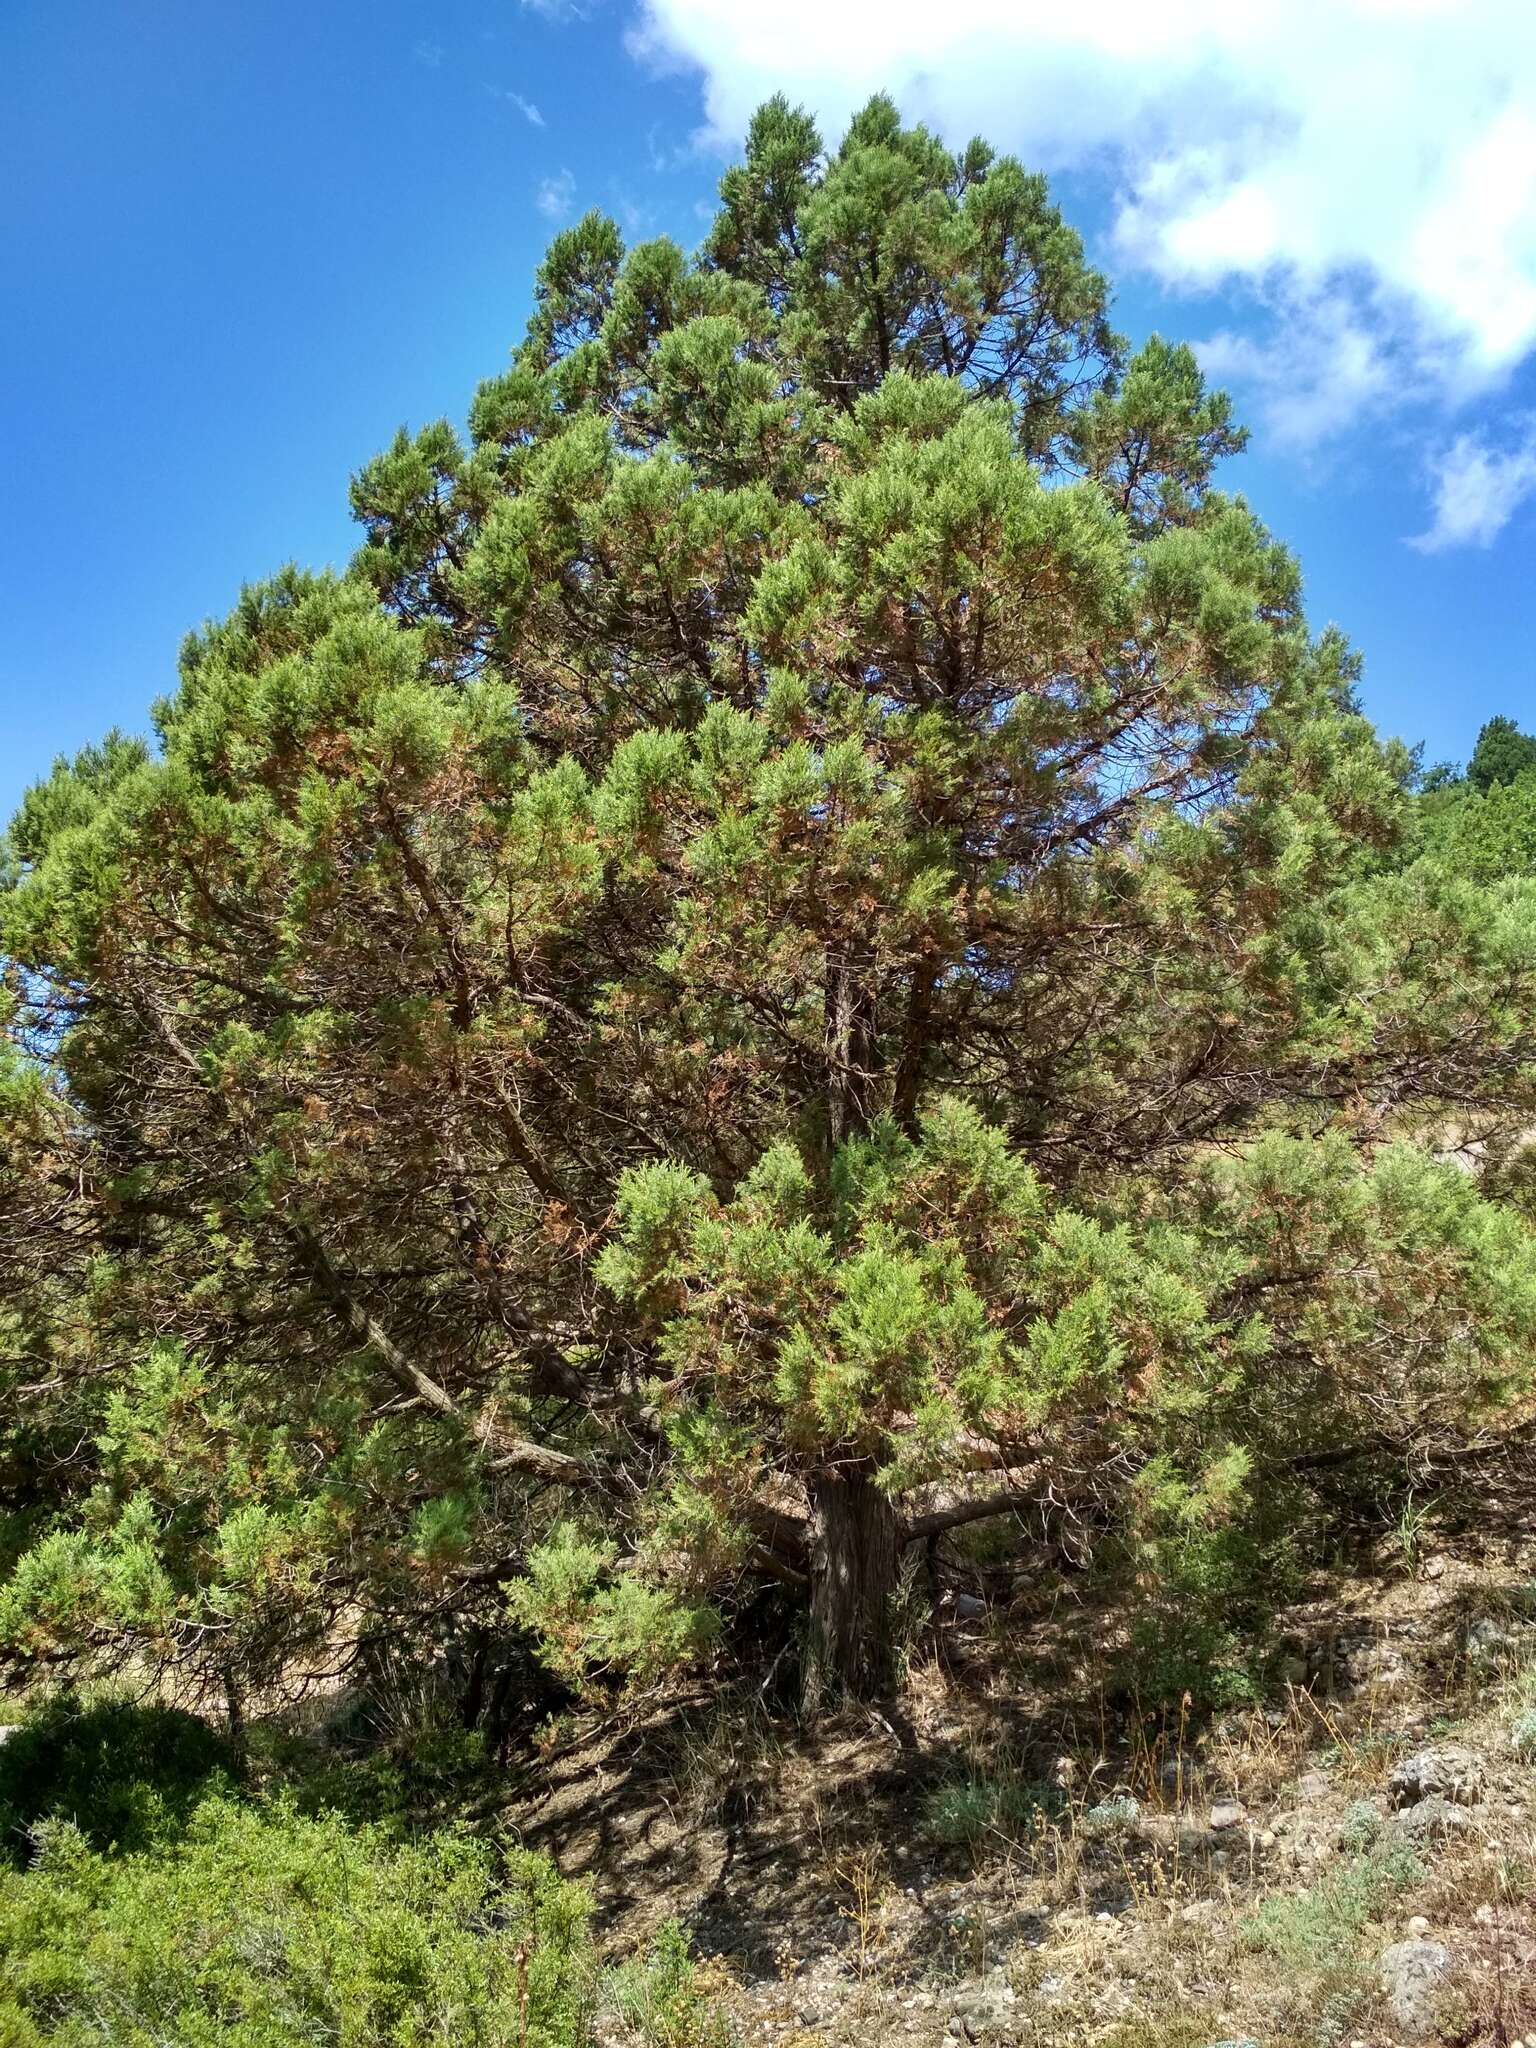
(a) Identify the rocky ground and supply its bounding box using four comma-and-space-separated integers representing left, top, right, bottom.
508, 1542, 1536, 2048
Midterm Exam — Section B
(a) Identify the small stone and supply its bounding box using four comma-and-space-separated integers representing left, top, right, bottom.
1209, 1799, 1246, 1830
1424, 1555, 1446, 1578
1379, 1938, 1455, 2039
1258, 1829, 1276, 1848
1407, 1915, 1430, 1935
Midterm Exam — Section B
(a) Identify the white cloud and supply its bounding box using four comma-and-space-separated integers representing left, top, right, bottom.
498, 88, 546, 126
630, 0, 1536, 542
1196, 292, 1398, 451
536, 167, 577, 220
1410, 424, 1536, 551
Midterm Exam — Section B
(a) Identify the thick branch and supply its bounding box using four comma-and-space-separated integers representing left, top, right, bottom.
903, 1483, 1038, 1543
295, 1227, 583, 1485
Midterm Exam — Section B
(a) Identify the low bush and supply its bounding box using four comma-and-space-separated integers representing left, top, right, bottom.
1242, 1842, 1423, 1968
922, 1766, 1064, 1852
0, 1693, 236, 1863
608, 1919, 733, 2047
0, 1793, 596, 2046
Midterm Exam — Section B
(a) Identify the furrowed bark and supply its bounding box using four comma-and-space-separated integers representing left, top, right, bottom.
803, 1462, 900, 1711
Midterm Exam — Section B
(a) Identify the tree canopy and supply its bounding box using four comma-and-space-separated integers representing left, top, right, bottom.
1468, 714, 1536, 793
6, 94, 1536, 1717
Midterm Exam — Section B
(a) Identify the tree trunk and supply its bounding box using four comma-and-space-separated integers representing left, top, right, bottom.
824, 942, 877, 1149
803, 1462, 900, 1713
221, 1660, 247, 1758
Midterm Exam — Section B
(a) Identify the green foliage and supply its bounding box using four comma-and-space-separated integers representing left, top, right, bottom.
1080, 1794, 1143, 1838
608, 1920, 732, 2048
1338, 1799, 1383, 1853
0, 1794, 596, 2047
1418, 766, 1536, 882
5, 88, 1536, 1721
1242, 1843, 1422, 1967
1468, 714, 1536, 792
921, 1766, 1064, 1853
506, 1524, 720, 1693
0, 1695, 237, 1863
1118, 1452, 1297, 1708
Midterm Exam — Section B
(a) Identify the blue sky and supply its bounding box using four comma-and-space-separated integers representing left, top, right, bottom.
4, 0, 1534, 827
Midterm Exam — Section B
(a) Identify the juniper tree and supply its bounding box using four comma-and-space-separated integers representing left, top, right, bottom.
1468, 714, 1536, 793
6, 96, 1536, 1715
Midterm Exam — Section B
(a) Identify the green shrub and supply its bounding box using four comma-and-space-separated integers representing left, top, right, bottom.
1081, 1794, 1142, 1838
608, 1919, 732, 2047
0, 1693, 236, 1863
1338, 1798, 1382, 1852
0, 1794, 596, 2046
1243, 1843, 1423, 1967
1116, 1457, 1308, 1711
1510, 1708, 1536, 1760
922, 1767, 1063, 1852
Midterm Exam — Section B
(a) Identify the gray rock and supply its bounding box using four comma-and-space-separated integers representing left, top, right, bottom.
1207, 2038, 1261, 2048
1388, 1744, 1484, 1809
1394, 1793, 1476, 1842
1465, 1616, 1516, 1667
1357, 1641, 1411, 1690
1379, 1937, 1454, 2037
947, 1983, 1015, 2043
1209, 1799, 1247, 1831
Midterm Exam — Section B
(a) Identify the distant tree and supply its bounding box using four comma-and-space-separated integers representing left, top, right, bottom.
1418, 772, 1536, 883
5, 96, 1536, 1718
1468, 715, 1536, 792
